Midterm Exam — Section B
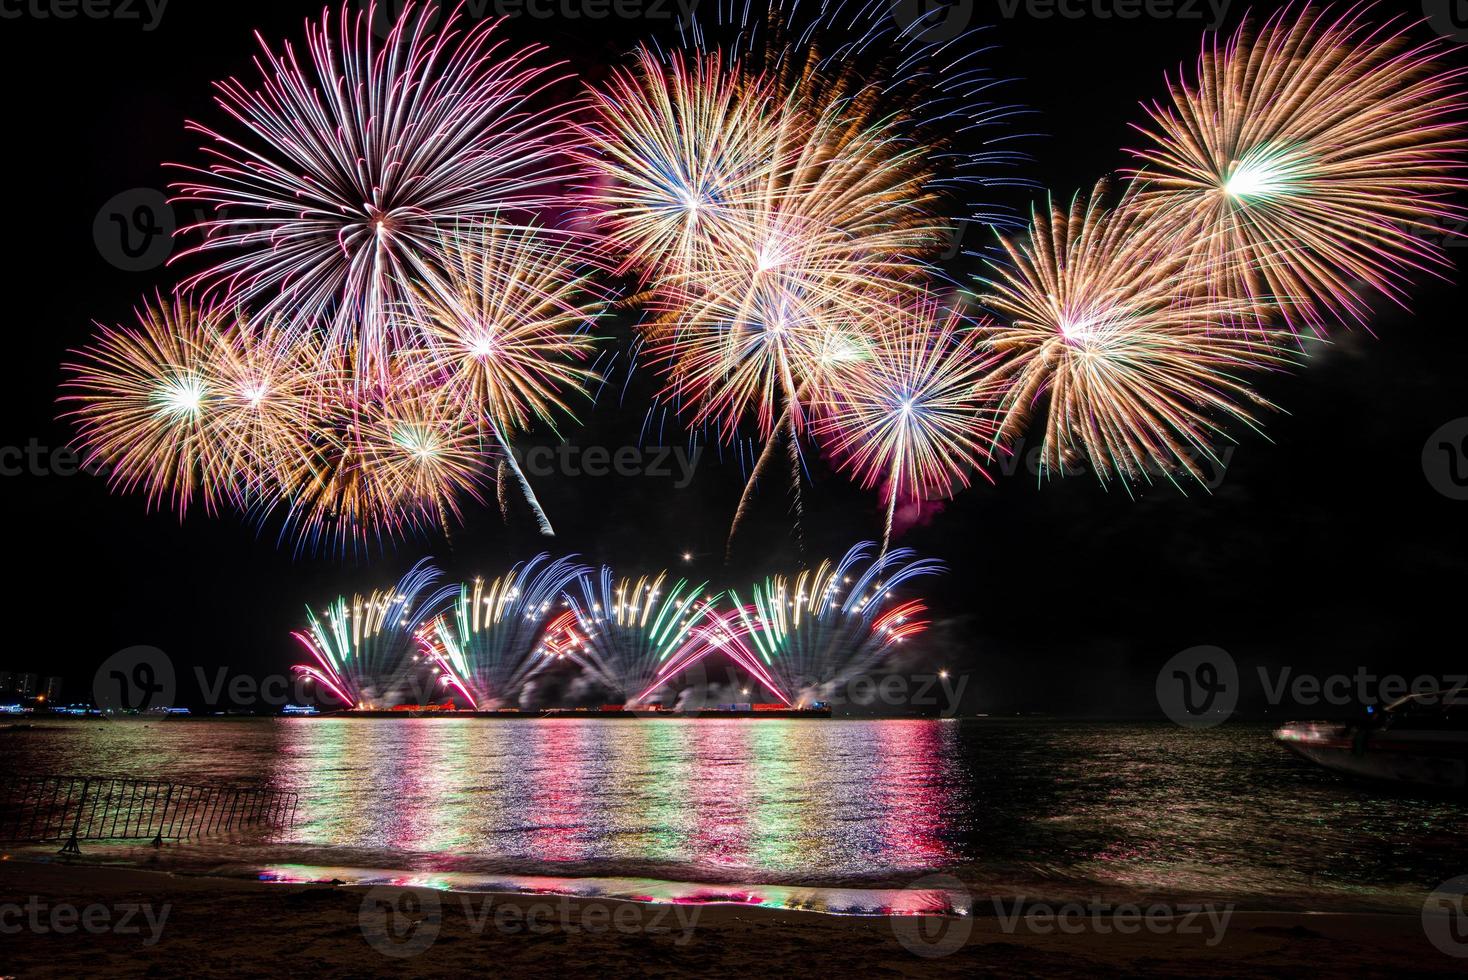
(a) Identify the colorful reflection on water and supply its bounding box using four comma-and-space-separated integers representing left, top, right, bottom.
271, 719, 963, 881
13, 718, 1468, 908
253, 865, 969, 917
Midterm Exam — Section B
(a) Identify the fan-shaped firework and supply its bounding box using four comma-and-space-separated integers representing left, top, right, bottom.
403, 220, 605, 535
561, 567, 719, 704
814, 294, 999, 552
171, 2, 583, 366
630, 603, 793, 706
981, 182, 1294, 488
290, 558, 444, 708
1127, 2, 1468, 335
728, 542, 940, 705
419, 555, 587, 709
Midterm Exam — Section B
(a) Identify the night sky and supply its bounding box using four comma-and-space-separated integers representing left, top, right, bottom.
4, 2, 1465, 716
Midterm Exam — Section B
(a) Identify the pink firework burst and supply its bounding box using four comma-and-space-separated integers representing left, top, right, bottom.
170, 2, 584, 367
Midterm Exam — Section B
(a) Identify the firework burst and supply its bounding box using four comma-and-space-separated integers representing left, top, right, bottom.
576, 47, 779, 282
206, 313, 325, 509
419, 555, 587, 709
290, 558, 444, 708
280, 355, 492, 554
980, 182, 1295, 489
1126, 2, 1468, 335
580, 6, 1022, 551
403, 220, 605, 534
171, 2, 583, 366
728, 542, 940, 705
561, 567, 719, 705
61, 294, 231, 516
814, 293, 1000, 553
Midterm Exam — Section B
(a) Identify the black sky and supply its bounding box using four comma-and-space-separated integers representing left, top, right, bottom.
3, 1, 1466, 716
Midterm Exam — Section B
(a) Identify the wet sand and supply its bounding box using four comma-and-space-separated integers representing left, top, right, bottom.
2, 859, 1463, 977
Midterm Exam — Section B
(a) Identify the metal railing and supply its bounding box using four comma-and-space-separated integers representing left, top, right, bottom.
0, 776, 299, 854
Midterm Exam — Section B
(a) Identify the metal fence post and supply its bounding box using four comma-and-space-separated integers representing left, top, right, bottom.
58, 779, 88, 855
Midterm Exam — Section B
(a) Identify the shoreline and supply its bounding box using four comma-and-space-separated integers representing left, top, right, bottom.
3, 858, 1464, 977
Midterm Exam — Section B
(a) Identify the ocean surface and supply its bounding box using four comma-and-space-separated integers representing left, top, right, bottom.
6, 718, 1465, 912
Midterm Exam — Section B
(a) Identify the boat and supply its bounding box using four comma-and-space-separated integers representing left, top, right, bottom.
1274, 691, 1468, 790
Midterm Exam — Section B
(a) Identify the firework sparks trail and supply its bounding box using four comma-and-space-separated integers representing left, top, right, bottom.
1126, 1, 1468, 336
418, 554, 588, 709
814, 293, 1000, 554
274, 349, 494, 555
171, 2, 585, 371
290, 558, 444, 708
632, 604, 791, 706
402, 219, 606, 534
561, 566, 720, 705
581, 2, 1025, 550
60, 295, 227, 517
727, 541, 940, 705
980, 181, 1297, 490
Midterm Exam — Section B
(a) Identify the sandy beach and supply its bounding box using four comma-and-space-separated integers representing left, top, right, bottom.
2, 858, 1463, 978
